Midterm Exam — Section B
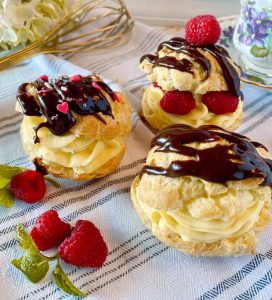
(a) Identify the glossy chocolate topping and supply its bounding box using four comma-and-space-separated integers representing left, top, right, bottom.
140, 37, 241, 97
142, 54, 193, 74
17, 75, 115, 143
33, 158, 48, 175
141, 124, 272, 186
17, 83, 42, 116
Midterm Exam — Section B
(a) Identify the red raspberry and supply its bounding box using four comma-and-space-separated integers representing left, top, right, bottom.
160, 91, 196, 115
202, 91, 239, 114
31, 210, 71, 251
58, 220, 108, 268
185, 15, 221, 45
9, 170, 46, 204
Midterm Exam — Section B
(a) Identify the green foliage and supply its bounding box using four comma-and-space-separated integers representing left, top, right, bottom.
250, 45, 269, 58
12, 225, 86, 297
53, 261, 86, 297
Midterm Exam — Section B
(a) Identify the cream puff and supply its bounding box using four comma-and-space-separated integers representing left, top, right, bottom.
139, 35, 243, 131
131, 124, 272, 256
16, 74, 132, 180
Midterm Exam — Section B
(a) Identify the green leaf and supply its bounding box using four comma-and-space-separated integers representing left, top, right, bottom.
0, 164, 23, 179
53, 262, 86, 297
12, 253, 49, 283
16, 224, 39, 254
0, 188, 15, 208
250, 45, 269, 58
15, 225, 58, 261
0, 176, 10, 188
44, 176, 60, 188
12, 226, 59, 283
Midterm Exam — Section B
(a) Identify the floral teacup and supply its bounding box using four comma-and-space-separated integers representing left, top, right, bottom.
233, 0, 272, 73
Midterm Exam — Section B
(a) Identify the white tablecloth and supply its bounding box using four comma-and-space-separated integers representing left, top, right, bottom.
0, 21, 272, 300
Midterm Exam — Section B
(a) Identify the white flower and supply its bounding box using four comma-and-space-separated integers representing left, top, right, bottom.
0, 25, 17, 42
2, 0, 21, 12
0, 0, 72, 49
6, 4, 36, 29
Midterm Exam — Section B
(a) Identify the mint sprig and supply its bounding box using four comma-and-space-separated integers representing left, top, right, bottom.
12, 225, 57, 283
53, 259, 86, 297
0, 165, 22, 208
0, 176, 11, 188
0, 164, 60, 208
0, 165, 23, 178
12, 253, 50, 283
0, 188, 15, 208
12, 225, 86, 297
16, 223, 40, 253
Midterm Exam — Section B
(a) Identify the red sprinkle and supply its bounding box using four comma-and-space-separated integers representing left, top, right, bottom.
69, 74, 82, 82
153, 82, 160, 88
113, 92, 120, 102
39, 75, 48, 82
56, 102, 69, 114
92, 82, 102, 90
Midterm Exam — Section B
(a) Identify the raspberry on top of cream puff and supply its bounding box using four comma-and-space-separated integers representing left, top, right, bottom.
16, 74, 132, 181
139, 15, 243, 131
131, 124, 272, 256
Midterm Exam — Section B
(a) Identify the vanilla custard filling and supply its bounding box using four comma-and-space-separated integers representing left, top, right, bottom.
143, 85, 242, 129
134, 141, 269, 243
21, 116, 122, 174
136, 186, 265, 243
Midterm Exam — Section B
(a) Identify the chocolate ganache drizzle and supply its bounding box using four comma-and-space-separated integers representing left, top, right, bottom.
17, 75, 116, 143
141, 124, 272, 186
140, 37, 241, 97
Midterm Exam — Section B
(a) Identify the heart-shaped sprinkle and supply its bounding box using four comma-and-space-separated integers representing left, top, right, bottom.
113, 92, 120, 102
69, 74, 81, 82
56, 102, 69, 114
92, 82, 102, 90
39, 75, 48, 82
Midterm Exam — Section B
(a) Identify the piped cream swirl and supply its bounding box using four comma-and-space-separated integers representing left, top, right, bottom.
135, 181, 268, 243
21, 116, 122, 175
131, 138, 271, 244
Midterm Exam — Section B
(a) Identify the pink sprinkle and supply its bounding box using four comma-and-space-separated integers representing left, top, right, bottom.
69, 74, 82, 82
92, 82, 102, 90
39, 75, 48, 82
113, 92, 120, 102
56, 102, 69, 114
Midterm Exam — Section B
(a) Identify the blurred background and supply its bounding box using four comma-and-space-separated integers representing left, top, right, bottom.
124, 0, 240, 25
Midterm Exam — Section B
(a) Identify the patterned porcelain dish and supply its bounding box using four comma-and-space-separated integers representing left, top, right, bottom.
219, 15, 272, 90
233, 0, 272, 72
